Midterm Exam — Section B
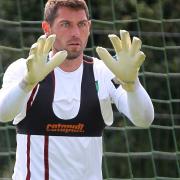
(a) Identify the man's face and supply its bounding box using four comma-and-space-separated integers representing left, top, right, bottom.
48, 7, 91, 60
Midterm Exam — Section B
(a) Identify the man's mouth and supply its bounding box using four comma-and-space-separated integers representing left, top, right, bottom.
68, 41, 81, 45
67, 38, 81, 46
68, 43, 81, 49
69, 43, 80, 45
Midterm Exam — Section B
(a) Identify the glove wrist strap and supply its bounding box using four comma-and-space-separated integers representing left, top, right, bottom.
19, 78, 37, 93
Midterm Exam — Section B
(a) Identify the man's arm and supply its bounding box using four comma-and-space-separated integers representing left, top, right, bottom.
96, 30, 154, 127
0, 34, 67, 122
0, 84, 31, 122
126, 79, 154, 127
116, 80, 154, 127
0, 59, 31, 122
107, 76, 154, 128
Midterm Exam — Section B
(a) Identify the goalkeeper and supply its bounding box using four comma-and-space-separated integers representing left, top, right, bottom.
0, 0, 154, 179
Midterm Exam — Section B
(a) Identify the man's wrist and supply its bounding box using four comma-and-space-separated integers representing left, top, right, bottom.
19, 78, 36, 93
113, 77, 140, 92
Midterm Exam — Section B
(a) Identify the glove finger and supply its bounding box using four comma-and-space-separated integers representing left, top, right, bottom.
108, 34, 122, 54
130, 37, 142, 56
96, 47, 117, 72
46, 50, 67, 72
26, 54, 35, 72
29, 43, 38, 56
37, 35, 46, 55
120, 30, 131, 52
134, 51, 146, 68
44, 34, 56, 54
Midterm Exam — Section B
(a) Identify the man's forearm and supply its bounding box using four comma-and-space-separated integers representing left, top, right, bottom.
127, 80, 154, 128
0, 84, 30, 122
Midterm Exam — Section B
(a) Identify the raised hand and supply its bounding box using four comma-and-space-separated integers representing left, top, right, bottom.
96, 30, 145, 91
22, 34, 67, 91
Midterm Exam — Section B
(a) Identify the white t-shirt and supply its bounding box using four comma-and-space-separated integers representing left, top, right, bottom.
0, 56, 154, 180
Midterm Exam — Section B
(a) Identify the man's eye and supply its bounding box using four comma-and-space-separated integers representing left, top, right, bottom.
60, 22, 70, 28
78, 21, 87, 28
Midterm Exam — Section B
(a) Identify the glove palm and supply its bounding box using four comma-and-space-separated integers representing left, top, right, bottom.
96, 30, 145, 91
23, 34, 67, 90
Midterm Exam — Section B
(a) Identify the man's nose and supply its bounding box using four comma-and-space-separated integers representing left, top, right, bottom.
71, 25, 81, 37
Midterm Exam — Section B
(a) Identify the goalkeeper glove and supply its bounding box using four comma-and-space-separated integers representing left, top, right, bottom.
96, 30, 145, 91
20, 34, 67, 92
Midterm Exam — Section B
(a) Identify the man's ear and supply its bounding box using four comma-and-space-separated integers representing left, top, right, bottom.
42, 21, 51, 36
88, 20, 91, 36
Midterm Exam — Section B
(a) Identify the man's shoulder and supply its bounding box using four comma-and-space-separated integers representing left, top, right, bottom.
5, 58, 26, 73
92, 57, 107, 69
3, 58, 27, 83
9, 58, 26, 67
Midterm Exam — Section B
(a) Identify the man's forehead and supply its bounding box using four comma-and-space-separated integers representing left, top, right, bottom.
56, 6, 88, 20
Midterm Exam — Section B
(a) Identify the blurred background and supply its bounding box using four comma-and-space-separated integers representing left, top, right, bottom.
0, 0, 180, 179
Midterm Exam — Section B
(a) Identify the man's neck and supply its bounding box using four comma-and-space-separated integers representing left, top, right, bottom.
50, 50, 83, 72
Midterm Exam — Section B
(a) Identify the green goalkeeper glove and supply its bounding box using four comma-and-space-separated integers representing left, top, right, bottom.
21, 34, 67, 92
96, 30, 145, 91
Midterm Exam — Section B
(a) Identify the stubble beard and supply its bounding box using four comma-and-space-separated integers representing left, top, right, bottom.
66, 50, 83, 60
53, 46, 84, 60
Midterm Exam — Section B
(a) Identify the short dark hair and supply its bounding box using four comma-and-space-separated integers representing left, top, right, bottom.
44, 0, 90, 25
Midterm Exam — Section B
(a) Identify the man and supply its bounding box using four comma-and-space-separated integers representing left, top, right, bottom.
0, 0, 154, 179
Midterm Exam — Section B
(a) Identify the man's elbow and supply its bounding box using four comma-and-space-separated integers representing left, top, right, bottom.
134, 120, 152, 128
0, 110, 14, 123
0, 117, 13, 123
132, 113, 154, 128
